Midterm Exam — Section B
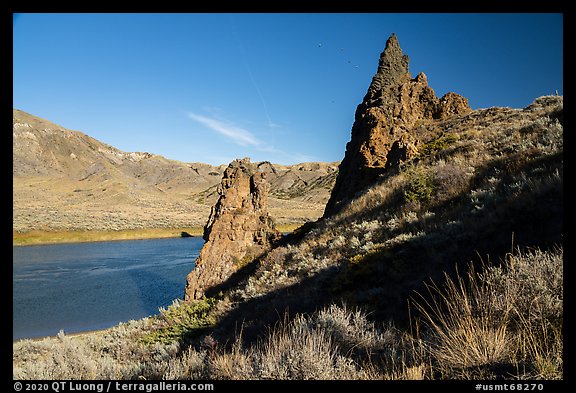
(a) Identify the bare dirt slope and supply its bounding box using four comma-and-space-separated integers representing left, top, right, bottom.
13, 109, 338, 232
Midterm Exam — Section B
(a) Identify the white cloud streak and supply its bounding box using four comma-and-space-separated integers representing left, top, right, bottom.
188, 113, 261, 147
188, 112, 315, 165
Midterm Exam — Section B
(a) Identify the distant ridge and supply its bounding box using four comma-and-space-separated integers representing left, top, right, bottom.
13, 109, 339, 233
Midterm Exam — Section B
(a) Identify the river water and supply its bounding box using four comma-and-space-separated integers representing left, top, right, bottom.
12, 237, 203, 340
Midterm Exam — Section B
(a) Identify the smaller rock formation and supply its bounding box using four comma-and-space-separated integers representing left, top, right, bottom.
324, 33, 471, 217
185, 158, 281, 301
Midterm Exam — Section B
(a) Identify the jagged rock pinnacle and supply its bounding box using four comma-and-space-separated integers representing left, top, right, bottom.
324, 34, 471, 217
185, 158, 281, 301
366, 33, 410, 101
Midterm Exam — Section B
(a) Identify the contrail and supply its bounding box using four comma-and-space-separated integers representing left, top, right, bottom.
230, 16, 277, 146
244, 60, 274, 129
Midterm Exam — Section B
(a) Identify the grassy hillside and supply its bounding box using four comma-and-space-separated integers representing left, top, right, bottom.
13, 96, 563, 379
13, 247, 562, 380
13, 109, 338, 241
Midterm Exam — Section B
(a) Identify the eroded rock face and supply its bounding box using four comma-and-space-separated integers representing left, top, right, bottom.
324, 34, 471, 216
185, 158, 281, 301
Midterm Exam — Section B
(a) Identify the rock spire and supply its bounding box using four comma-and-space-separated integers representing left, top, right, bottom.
324, 34, 471, 216
185, 158, 281, 301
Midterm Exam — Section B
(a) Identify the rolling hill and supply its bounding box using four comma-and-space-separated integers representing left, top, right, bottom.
13, 109, 338, 234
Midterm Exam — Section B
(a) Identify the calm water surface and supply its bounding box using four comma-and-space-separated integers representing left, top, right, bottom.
13, 237, 203, 340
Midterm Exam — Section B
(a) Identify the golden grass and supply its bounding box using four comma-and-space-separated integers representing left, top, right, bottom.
275, 223, 303, 233
12, 227, 204, 246
413, 266, 513, 372
411, 247, 563, 379
13, 223, 303, 246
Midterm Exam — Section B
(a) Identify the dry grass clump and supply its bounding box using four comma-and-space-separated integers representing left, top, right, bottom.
482, 248, 563, 328
205, 305, 398, 380
250, 314, 360, 379
412, 247, 563, 379
413, 268, 514, 375
481, 248, 563, 379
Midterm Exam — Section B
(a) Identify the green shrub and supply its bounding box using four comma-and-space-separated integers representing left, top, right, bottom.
142, 297, 218, 345
404, 168, 434, 204
420, 134, 457, 158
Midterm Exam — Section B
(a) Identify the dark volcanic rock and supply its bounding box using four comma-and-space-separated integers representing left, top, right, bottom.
324, 34, 471, 216
185, 158, 281, 301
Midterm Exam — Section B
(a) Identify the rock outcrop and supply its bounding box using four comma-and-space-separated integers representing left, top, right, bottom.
185, 158, 281, 301
324, 33, 471, 216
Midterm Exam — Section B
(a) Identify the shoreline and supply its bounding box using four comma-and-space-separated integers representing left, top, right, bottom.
12, 227, 205, 246
12, 224, 302, 246
13, 326, 111, 344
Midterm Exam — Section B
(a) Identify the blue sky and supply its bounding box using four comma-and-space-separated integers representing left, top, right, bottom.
13, 13, 563, 166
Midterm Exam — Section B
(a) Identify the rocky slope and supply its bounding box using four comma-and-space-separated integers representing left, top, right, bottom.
13, 110, 338, 232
